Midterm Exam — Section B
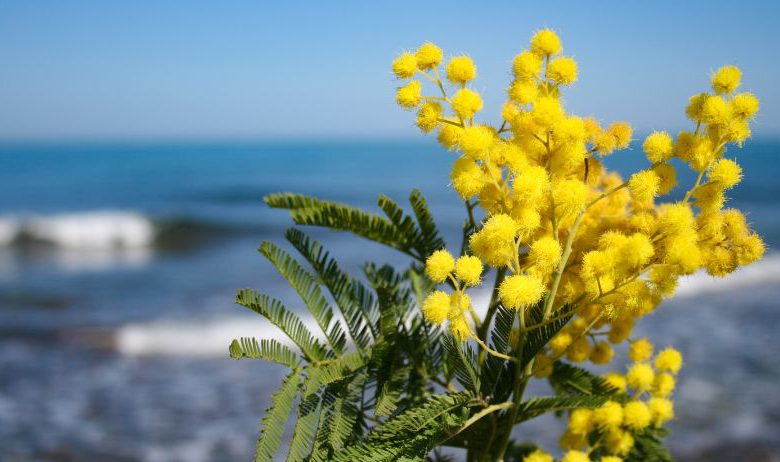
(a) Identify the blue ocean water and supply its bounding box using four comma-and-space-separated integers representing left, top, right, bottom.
0, 140, 779, 461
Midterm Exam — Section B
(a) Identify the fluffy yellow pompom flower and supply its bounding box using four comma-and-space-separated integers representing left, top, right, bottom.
422, 290, 450, 324
601, 457, 623, 462
451, 88, 483, 120
655, 348, 683, 374
711, 65, 742, 94
609, 122, 633, 149
415, 42, 443, 70
629, 338, 654, 363
567, 408, 593, 436
590, 341, 614, 365
509, 79, 539, 105
530, 28, 562, 56
593, 130, 618, 156
416, 102, 442, 133
450, 157, 487, 199
708, 158, 742, 189
654, 163, 678, 194
553, 179, 588, 217
561, 451, 590, 462
685, 93, 708, 122
730, 92, 760, 119
459, 125, 495, 159
593, 400, 623, 429
450, 316, 471, 341
643, 131, 674, 163
648, 397, 675, 426
604, 430, 634, 456
499, 274, 545, 310
438, 124, 462, 150
627, 363, 655, 391
628, 170, 661, 204
425, 249, 455, 283
391, 52, 417, 79
528, 236, 562, 274
700, 95, 731, 125
623, 401, 651, 430
396, 80, 422, 108
455, 255, 483, 286
532, 353, 554, 378
567, 336, 591, 363
446, 56, 477, 84
603, 373, 627, 392
533, 96, 565, 128
470, 214, 520, 267
547, 56, 578, 85
513, 50, 542, 79
654, 373, 676, 398
524, 449, 554, 462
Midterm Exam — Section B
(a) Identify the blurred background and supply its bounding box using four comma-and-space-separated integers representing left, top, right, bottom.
1, 1, 779, 461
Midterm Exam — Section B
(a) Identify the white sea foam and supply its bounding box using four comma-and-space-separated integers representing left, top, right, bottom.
113, 254, 779, 358
115, 315, 323, 357
0, 211, 155, 249
675, 253, 780, 298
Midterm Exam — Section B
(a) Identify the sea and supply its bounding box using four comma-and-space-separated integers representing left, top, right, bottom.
0, 139, 779, 462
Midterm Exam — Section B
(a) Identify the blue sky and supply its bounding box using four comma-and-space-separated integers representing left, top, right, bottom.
1, 0, 779, 141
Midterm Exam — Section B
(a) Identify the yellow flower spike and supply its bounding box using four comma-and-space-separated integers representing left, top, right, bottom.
589, 341, 614, 365
730, 92, 760, 119
547, 56, 578, 85
627, 363, 655, 391
648, 397, 675, 426
524, 449, 554, 462
593, 400, 623, 429
623, 401, 652, 431
499, 274, 545, 310
414, 42, 443, 70
707, 158, 743, 189
396, 80, 422, 108
421, 290, 450, 325
654, 348, 683, 374
513, 50, 542, 79
530, 28, 563, 56
560, 450, 590, 462
451, 88, 483, 120
711, 65, 742, 94
455, 255, 483, 286
425, 249, 455, 283
416, 102, 442, 133
629, 338, 654, 363
628, 170, 661, 204
445, 55, 477, 85
643, 131, 674, 163
391, 52, 417, 79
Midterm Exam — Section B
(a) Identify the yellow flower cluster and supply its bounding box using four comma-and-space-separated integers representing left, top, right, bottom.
394, 29, 763, 460
548, 342, 681, 460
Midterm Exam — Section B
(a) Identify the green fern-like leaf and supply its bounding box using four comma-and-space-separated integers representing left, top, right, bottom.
515, 395, 612, 423
549, 361, 622, 398
259, 241, 346, 354
236, 288, 329, 361
229, 337, 298, 368
255, 371, 301, 462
